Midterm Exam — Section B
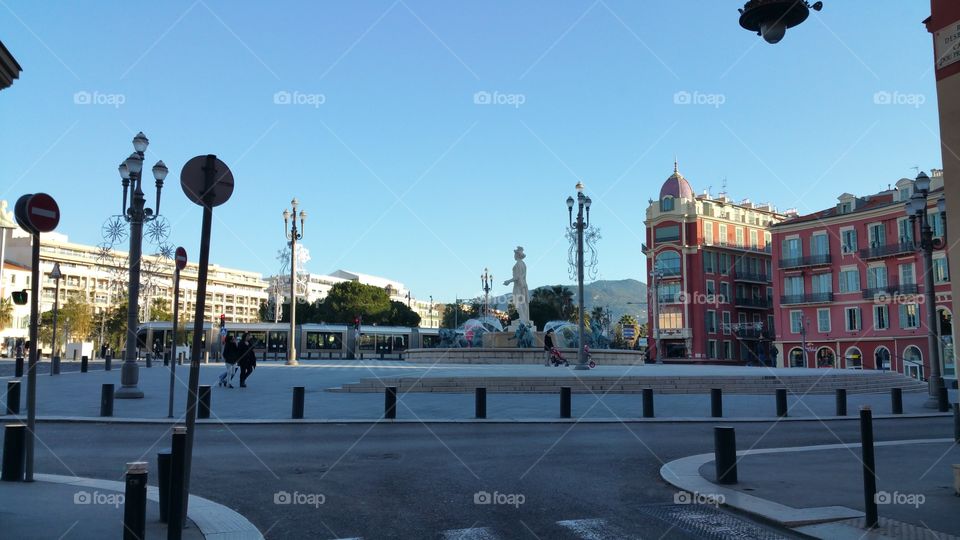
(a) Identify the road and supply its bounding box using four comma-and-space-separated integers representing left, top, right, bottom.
15, 416, 952, 539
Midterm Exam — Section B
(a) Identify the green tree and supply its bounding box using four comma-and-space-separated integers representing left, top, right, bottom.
313, 281, 391, 324
0, 297, 12, 330
528, 299, 561, 330
441, 302, 475, 329
380, 300, 421, 327
618, 314, 639, 327
148, 297, 173, 321
568, 309, 592, 332
60, 296, 94, 342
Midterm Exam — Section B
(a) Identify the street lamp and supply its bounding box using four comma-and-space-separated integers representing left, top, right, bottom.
49, 262, 62, 374
567, 181, 592, 370
906, 172, 945, 408
429, 295, 434, 328
738, 0, 823, 44
647, 269, 664, 364
116, 132, 167, 399
283, 198, 306, 366
480, 268, 493, 319
799, 316, 811, 368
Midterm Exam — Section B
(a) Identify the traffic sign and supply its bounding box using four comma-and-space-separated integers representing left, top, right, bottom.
49, 262, 62, 280
175, 246, 188, 271
180, 155, 234, 208
14, 194, 33, 232
24, 193, 60, 233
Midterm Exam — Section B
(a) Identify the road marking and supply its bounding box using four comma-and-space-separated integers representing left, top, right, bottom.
440, 527, 501, 539
557, 518, 635, 539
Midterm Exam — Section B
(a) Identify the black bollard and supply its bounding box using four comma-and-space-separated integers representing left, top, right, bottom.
711, 388, 723, 418
954, 404, 959, 444
104, 353, 112, 371
100, 384, 114, 417
1, 423, 26, 481
80, 355, 88, 373
164, 352, 170, 367
384, 386, 397, 419
6, 380, 20, 415
938, 386, 950, 413
836, 389, 847, 416
776, 388, 788, 418
15, 356, 23, 378
860, 406, 878, 528
642, 388, 655, 418
51, 356, 60, 375
123, 461, 148, 540
475, 387, 487, 419
146, 353, 152, 369
891, 388, 903, 415
198, 385, 211, 419
560, 387, 571, 418
168, 426, 187, 538
157, 450, 171, 523
714, 426, 737, 484
292, 387, 305, 419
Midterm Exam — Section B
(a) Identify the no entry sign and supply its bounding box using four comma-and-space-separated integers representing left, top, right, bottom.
175, 246, 188, 271
14, 193, 60, 234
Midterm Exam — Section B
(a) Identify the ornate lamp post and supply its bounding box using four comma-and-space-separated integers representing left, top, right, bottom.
480, 268, 493, 319
567, 182, 592, 370
116, 132, 167, 399
738, 0, 823, 44
283, 199, 306, 366
906, 172, 944, 407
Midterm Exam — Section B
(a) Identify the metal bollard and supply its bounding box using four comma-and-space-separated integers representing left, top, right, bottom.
292, 387, 305, 419
81, 355, 88, 373
384, 386, 397, 419
860, 406, 878, 529
776, 388, 788, 417
164, 352, 170, 367
954, 404, 959, 444
1, 423, 26, 481
475, 388, 487, 419
157, 450, 171, 523
51, 356, 60, 375
836, 389, 847, 416
168, 426, 187, 538
123, 461, 148, 540
6, 380, 20, 415
938, 386, 950, 413
146, 353, 152, 369
100, 384, 114, 417
711, 388, 723, 418
560, 387, 571, 418
198, 385, 211, 419
714, 426, 737, 484
642, 388, 654, 418
105, 353, 112, 371
15, 356, 23, 378
891, 388, 903, 415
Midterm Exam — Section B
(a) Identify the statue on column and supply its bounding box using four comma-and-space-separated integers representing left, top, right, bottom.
503, 246, 531, 328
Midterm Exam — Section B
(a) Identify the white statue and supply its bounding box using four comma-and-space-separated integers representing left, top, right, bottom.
503, 246, 530, 326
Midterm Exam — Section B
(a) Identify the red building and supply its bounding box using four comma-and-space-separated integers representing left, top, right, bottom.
770, 171, 954, 381
643, 163, 785, 363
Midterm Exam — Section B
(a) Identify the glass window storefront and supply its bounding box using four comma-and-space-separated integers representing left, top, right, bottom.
306, 332, 343, 350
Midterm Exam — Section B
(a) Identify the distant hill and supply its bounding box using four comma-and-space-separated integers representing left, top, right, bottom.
491, 278, 647, 324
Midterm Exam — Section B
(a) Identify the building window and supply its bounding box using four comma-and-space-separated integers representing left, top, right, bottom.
703, 221, 714, 245
934, 257, 950, 283
839, 268, 861, 293
811, 272, 832, 294
782, 237, 801, 259
707, 340, 717, 359
841, 229, 858, 253
706, 280, 715, 295
866, 266, 888, 289
660, 197, 675, 212
706, 311, 717, 333
719, 253, 730, 275
704, 251, 716, 274
875, 347, 891, 370
656, 251, 681, 275
735, 227, 744, 247
899, 303, 920, 329
722, 312, 731, 335
784, 275, 804, 296
930, 211, 945, 237
723, 340, 732, 360
789, 348, 805, 367
899, 263, 915, 286
868, 223, 886, 247
817, 308, 831, 333
720, 282, 730, 303
811, 233, 829, 256
845, 307, 862, 331
790, 311, 803, 334
719, 224, 728, 244
897, 218, 914, 244
873, 305, 889, 330
655, 225, 680, 242
750, 229, 758, 248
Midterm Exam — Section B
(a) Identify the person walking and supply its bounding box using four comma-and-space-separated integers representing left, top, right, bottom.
218, 335, 239, 388
237, 332, 257, 388
543, 329, 554, 366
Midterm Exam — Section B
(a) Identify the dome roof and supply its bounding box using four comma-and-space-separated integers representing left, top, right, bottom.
659, 160, 694, 200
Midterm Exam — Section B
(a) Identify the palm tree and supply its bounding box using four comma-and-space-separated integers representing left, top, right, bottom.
0, 297, 12, 330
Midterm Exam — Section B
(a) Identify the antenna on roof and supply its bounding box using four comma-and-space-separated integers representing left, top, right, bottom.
911, 166, 920, 175
719, 177, 728, 198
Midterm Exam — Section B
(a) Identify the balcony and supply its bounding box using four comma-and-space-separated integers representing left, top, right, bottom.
734, 327, 763, 339
708, 240, 773, 255
657, 294, 684, 304
734, 271, 770, 283
862, 280, 920, 300
779, 253, 832, 269
654, 328, 692, 339
657, 268, 682, 279
780, 292, 834, 305
858, 242, 915, 260
734, 296, 772, 309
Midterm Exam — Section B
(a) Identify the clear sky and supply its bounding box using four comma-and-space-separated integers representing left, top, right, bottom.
0, 1, 942, 303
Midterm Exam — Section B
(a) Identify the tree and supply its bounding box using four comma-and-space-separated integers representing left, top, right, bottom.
381, 300, 421, 327
148, 297, 172, 321
0, 297, 12, 330
528, 299, 561, 330
568, 309, 592, 333
312, 281, 391, 324
442, 302, 475, 329
618, 314, 639, 327
60, 296, 94, 342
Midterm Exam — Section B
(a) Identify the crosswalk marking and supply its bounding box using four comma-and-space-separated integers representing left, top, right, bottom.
557, 518, 636, 540
440, 527, 501, 539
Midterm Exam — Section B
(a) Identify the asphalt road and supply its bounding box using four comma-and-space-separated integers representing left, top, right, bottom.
13, 417, 952, 539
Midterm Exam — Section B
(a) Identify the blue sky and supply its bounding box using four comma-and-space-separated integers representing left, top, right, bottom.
0, 1, 942, 302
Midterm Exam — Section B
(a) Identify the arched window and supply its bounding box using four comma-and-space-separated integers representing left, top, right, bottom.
816, 347, 835, 368
661, 196, 675, 212
903, 345, 923, 380
656, 251, 681, 276
874, 347, 890, 371
845, 347, 863, 369
789, 347, 805, 368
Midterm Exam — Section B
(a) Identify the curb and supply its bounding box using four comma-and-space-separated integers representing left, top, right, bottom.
34, 473, 263, 539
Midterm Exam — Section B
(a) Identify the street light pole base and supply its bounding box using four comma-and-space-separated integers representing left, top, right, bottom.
285, 359, 299, 366
572, 364, 590, 370
114, 386, 144, 399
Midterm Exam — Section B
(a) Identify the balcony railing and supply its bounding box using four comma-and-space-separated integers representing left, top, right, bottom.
858, 242, 915, 260
734, 271, 770, 283
657, 294, 683, 304
780, 292, 834, 305
862, 281, 920, 300
707, 240, 773, 254
779, 253, 832, 269
734, 296, 772, 309
658, 268, 682, 278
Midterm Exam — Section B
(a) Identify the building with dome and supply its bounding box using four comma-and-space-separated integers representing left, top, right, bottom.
643, 162, 786, 363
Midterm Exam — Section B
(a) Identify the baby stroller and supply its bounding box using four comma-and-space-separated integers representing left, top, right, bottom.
549, 347, 569, 367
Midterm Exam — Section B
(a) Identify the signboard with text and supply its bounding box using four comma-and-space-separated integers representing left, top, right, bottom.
935, 19, 960, 71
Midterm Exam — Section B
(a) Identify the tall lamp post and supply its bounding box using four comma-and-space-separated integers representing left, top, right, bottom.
799, 316, 811, 368
481, 268, 493, 319
283, 199, 306, 366
49, 262, 62, 371
116, 132, 167, 399
567, 181, 592, 370
906, 171, 945, 408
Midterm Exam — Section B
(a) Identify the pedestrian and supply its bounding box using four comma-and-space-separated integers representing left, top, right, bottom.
543, 329, 554, 366
237, 332, 257, 388
218, 335, 239, 388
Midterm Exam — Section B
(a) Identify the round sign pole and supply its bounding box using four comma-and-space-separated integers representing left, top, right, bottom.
174, 155, 232, 539
167, 247, 188, 419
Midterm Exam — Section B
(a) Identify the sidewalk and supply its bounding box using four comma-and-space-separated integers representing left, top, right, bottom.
661, 439, 960, 539
1, 360, 954, 422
